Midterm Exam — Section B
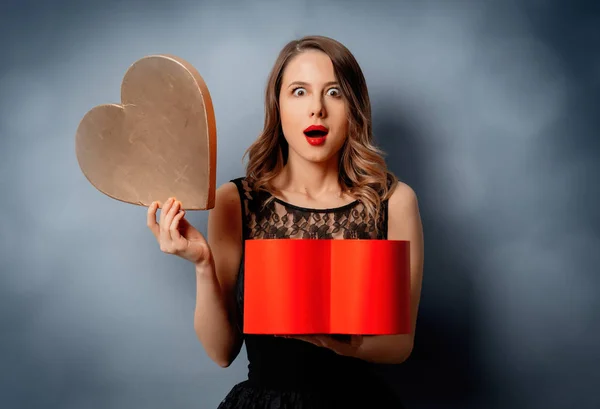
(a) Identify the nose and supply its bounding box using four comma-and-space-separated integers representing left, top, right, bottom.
309, 95, 326, 118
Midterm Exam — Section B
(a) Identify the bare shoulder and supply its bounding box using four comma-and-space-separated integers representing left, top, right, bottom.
208, 181, 243, 270
214, 181, 242, 210
387, 180, 421, 240
388, 180, 419, 213
209, 182, 242, 227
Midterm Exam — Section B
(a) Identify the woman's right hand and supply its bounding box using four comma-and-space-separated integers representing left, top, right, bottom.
147, 197, 211, 265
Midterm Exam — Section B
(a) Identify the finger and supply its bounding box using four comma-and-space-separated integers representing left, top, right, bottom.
160, 198, 177, 243
314, 336, 349, 355
165, 201, 182, 244
289, 335, 324, 348
177, 214, 193, 236
159, 197, 174, 227
320, 336, 359, 356
165, 199, 181, 226
350, 335, 363, 348
170, 209, 185, 241
315, 335, 333, 348
146, 201, 160, 239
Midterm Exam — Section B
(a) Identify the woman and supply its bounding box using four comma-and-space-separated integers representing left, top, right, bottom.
147, 35, 424, 408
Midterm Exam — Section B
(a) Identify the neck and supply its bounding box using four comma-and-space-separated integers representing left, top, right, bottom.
277, 153, 342, 198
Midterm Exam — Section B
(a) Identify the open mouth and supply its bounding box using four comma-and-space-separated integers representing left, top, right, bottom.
303, 125, 329, 145
304, 130, 328, 138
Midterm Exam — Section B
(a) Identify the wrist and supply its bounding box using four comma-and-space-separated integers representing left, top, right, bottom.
194, 254, 214, 276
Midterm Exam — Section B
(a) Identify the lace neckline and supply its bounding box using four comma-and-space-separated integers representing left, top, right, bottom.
270, 195, 360, 213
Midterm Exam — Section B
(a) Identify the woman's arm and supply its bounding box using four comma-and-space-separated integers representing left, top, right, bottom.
287, 181, 425, 364
353, 181, 424, 364
193, 182, 244, 367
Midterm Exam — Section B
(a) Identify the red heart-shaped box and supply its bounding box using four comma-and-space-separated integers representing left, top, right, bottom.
244, 239, 411, 335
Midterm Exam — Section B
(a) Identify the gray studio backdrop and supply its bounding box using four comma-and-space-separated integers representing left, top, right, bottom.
1, 0, 599, 408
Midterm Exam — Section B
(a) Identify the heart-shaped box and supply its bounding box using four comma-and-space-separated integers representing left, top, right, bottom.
75, 54, 216, 210
244, 239, 411, 335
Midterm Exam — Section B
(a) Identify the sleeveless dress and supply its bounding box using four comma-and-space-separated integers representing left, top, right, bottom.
217, 177, 405, 409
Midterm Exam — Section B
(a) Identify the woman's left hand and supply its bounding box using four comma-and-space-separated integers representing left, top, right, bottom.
280, 335, 363, 357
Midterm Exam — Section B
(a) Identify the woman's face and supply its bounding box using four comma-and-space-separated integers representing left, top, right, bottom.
278, 50, 349, 165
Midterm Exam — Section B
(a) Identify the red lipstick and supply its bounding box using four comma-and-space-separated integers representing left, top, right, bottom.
303, 125, 329, 146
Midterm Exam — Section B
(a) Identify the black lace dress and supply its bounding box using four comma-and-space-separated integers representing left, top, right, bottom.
217, 177, 404, 409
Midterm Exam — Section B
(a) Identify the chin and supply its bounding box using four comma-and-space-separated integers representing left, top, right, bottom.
304, 154, 334, 164
298, 149, 340, 164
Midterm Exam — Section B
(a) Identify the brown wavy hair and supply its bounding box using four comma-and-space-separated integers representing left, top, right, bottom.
243, 35, 397, 227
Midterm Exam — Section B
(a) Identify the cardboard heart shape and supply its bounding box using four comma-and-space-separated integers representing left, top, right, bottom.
244, 239, 412, 335
75, 54, 216, 210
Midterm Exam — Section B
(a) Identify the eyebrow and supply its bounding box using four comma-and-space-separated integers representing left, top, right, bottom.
286, 81, 339, 89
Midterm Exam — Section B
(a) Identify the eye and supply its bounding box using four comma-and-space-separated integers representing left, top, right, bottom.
292, 87, 306, 96
327, 87, 341, 97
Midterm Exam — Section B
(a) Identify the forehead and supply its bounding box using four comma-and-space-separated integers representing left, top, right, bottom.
281, 50, 336, 84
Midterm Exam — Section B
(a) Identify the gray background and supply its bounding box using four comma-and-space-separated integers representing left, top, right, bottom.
1, 0, 599, 408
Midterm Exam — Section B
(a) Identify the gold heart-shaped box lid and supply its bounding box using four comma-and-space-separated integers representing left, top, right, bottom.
75, 54, 216, 210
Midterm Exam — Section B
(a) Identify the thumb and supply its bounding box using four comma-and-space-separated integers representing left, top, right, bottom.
350, 335, 363, 348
